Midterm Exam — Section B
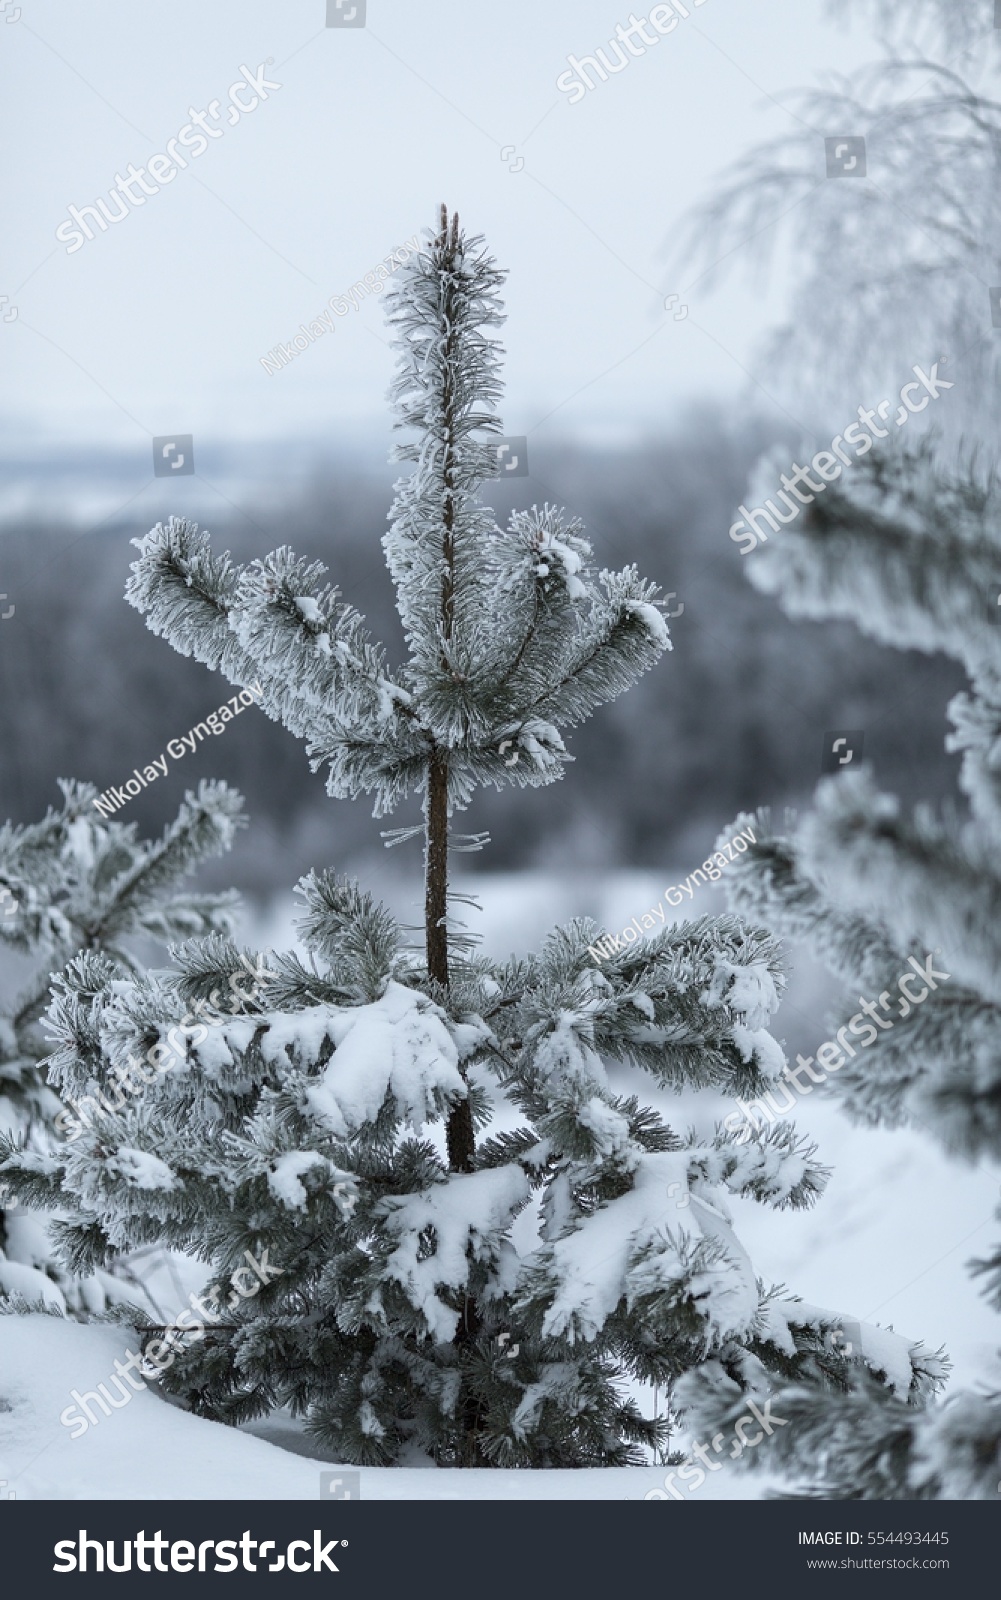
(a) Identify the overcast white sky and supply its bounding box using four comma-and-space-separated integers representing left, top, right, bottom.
1, 0, 883, 465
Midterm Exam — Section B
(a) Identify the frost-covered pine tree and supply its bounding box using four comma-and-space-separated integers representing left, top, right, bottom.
1, 209, 935, 1468
677, 439, 1001, 1497
0, 778, 244, 1314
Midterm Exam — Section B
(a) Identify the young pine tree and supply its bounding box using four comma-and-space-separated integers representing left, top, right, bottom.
1, 210, 937, 1468
0, 778, 244, 1314
678, 439, 1001, 1497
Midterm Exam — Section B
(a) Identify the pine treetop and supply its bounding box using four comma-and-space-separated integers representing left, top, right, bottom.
127, 210, 670, 821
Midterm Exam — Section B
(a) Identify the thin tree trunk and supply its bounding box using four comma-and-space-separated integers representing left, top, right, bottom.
428, 205, 477, 1180
425, 745, 450, 990
426, 745, 476, 1176
425, 206, 484, 1461
425, 733, 481, 1463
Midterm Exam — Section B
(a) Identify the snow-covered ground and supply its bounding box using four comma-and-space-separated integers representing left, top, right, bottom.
0, 1316, 780, 1500
1, 869, 998, 1499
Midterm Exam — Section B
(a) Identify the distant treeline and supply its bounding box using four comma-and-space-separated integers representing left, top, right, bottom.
0, 413, 962, 893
